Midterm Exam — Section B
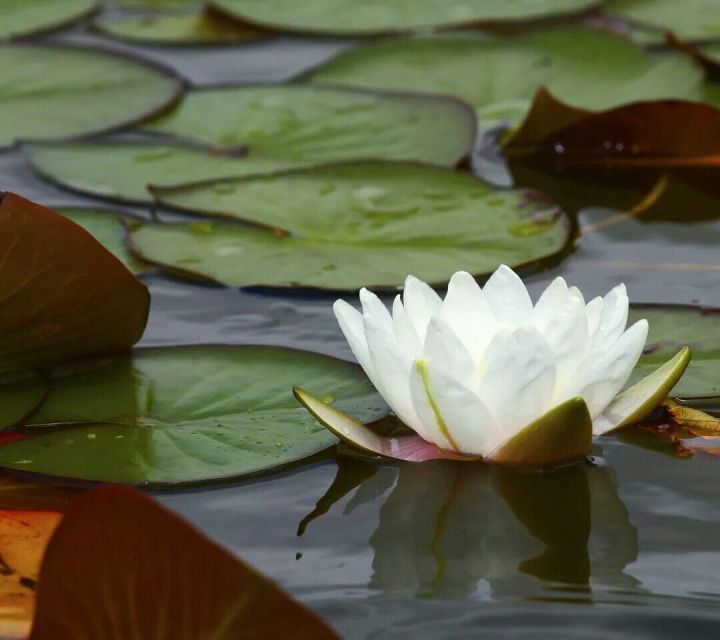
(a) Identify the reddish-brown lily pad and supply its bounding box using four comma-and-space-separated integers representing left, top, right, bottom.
30, 486, 339, 639
0, 193, 149, 373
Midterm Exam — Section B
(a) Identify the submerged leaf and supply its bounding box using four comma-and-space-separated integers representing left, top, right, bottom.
0, 193, 149, 373
30, 487, 340, 639
145, 85, 475, 166
209, 0, 599, 35
309, 29, 703, 127
133, 162, 570, 290
0, 347, 386, 485
0, 45, 183, 149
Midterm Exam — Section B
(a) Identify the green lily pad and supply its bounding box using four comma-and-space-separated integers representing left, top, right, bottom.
1, 0, 97, 39
58, 208, 148, 275
606, 0, 720, 42
209, 0, 599, 35
0, 45, 183, 149
0, 374, 48, 431
132, 162, 570, 289
308, 29, 704, 127
490, 397, 592, 467
628, 305, 720, 398
94, 11, 267, 45
0, 346, 386, 486
145, 85, 475, 166
595, 348, 691, 435
26, 142, 302, 204
0, 346, 387, 484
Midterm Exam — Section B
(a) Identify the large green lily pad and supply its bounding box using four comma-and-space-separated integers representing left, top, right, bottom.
606, 0, 720, 42
132, 162, 570, 289
145, 85, 475, 166
209, 0, 599, 35
0, 346, 386, 486
628, 305, 720, 398
309, 29, 704, 127
0, 45, 183, 149
58, 208, 147, 275
94, 11, 267, 46
26, 142, 302, 204
0, 374, 48, 431
1, 0, 96, 39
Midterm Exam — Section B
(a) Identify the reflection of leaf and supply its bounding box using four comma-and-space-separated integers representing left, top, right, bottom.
297, 457, 377, 536
506, 89, 720, 169
0, 509, 62, 639
0, 193, 149, 374
30, 486, 339, 639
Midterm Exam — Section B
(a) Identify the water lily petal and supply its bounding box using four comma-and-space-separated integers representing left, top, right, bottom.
559, 319, 649, 418
333, 300, 377, 384
593, 284, 629, 347
585, 296, 603, 337
359, 287, 393, 333
439, 271, 495, 360
423, 316, 476, 384
409, 358, 456, 451
530, 276, 569, 332
392, 295, 422, 360
482, 264, 533, 325
363, 309, 427, 439
402, 275, 442, 341
541, 287, 590, 392
410, 357, 501, 456
477, 326, 557, 436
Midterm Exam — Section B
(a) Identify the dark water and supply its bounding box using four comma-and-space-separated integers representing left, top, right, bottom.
5, 27, 720, 640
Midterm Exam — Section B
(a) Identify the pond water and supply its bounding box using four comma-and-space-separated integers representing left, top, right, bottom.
5, 24, 720, 640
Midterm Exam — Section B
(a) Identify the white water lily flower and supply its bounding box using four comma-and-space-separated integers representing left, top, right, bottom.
305, 265, 690, 465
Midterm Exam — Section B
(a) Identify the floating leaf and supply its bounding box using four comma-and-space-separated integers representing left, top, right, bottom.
628, 306, 720, 398
1, 0, 96, 40
30, 487, 340, 639
0, 193, 149, 373
0, 346, 386, 485
593, 348, 691, 435
146, 85, 475, 166
308, 29, 703, 127
0, 45, 183, 149
94, 9, 267, 45
666, 402, 720, 436
0, 509, 62, 639
209, 0, 599, 35
26, 141, 302, 204
506, 89, 720, 169
133, 162, 570, 289
58, 208, 148, 275
606, 0, 720, 42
